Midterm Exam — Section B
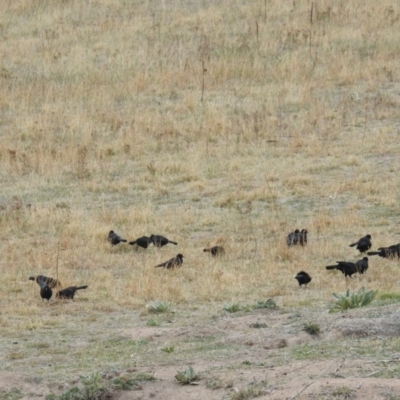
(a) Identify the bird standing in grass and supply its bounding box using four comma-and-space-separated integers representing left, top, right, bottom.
326, 261, 358, 278
299, 229, 308, 246
129, 236, 152, 249
29, 275, 61, 289
154, 254, 184, 269
295, 271, 312, 287
57, 285, 88, 300
108, 230, 127, 245
368, 243, 400, 259
150, 234, 178, 248
287, 229, 308, 246
287, 229, 300, 246
356, 257, 369, 274
37, 277, 53, 302
203, 246, 225, 256
349, 234, 372, 253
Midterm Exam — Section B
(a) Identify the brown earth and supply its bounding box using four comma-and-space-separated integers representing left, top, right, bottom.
2, 303, 400, 400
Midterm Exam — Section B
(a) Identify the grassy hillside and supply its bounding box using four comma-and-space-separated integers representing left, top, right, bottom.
1, 0, 400, 395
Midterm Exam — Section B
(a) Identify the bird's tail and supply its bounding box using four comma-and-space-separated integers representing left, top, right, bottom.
154, 265, 164, 268
128, 241, 136, 245
325, 265, 337, 270
170, 241, 178, 245
349, 243, 357, 247
76, 286, 88, 291
203, 248, 210, 252
121, 239, 127, 242
367, 251, 380, 256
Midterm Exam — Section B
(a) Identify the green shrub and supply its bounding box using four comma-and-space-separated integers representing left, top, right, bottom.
175, 366, 199, 385
329, 287, 377, 313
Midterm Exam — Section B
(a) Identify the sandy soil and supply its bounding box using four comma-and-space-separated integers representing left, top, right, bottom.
2, 304, 400, 400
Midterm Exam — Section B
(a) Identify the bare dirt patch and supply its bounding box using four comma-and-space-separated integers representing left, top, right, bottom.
3, 304, 400, 399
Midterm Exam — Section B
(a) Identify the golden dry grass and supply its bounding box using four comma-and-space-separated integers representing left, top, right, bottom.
1, 0, 400, 386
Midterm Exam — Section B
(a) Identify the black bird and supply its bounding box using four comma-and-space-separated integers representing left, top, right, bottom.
349, 234, 372, 253
287, 229, 308, 246
326, 261, 358, 278
368, 243, 400, 259
29, 275, 61, 289
203, 246, 225, 256
356, 257, 369, 274
299, 229, 308, 246
150, 234, 178, 248
154, 254, 184, 269
57, 285, 88, 300
37, 277, 52, 302
108, 230, 127, 245
287, 229, 300, 246
295, 271, 312, 287
129, 236, 152, 249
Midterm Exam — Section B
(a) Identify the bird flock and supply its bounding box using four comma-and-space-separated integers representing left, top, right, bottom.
291, 230, 400, 287
30, 228, 399, 303
108, 230, 224, 271
109, 231, 185, 270
29, 230, 224, 303
29, 274, 88, 303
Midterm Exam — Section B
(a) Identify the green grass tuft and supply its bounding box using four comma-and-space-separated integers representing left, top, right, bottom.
229, 381, 268, 400
303, 322, 320, 336
224, 304, 241, 313
253, 299, 277, 309
146, 301, 169, 314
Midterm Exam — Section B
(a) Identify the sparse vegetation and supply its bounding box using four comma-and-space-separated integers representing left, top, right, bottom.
253, 299, 277, 309
174, 366, 199, 385
146, 302, 169, 314
161, 346, 175, 354
0, 389, 23, 400
205, 376, 224, 390
229, 381, 268, 400
57, 373, 108, 400
224, 304, 242, 313
378, 293, 400, 303
329, 385, 355, 399
329, 288, 378, 313
146, 318, 161, 327
50, 372, 155, 400
249, 322, 268, 329
112, 372, 155, 390
303, 322, 321, 336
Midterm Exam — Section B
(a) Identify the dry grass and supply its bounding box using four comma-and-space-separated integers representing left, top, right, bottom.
1, 0, 400, 388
